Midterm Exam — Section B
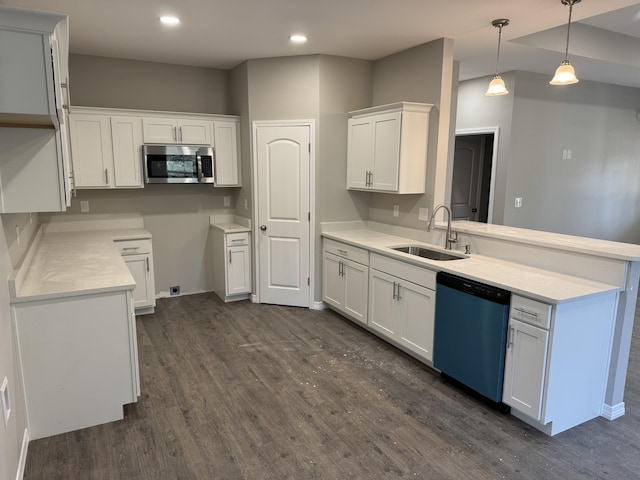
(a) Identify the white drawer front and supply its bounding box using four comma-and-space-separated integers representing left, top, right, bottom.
370, 253, 436, 290
323, 238, 369, 266
510, 295, 552, 329
114, 239, 151, 255
226, 232, 249, 246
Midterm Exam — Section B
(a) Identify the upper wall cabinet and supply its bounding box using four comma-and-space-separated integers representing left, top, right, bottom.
142, 118, 211, 145
70, 108, 143, 189
0, 6, 68, 128
0, 6, 72, 213
68, 107, 242, 189
346, 102, 432, 194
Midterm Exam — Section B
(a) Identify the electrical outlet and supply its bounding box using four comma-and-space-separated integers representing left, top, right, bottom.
1, 376, 11, 428
393, 205, 399, 217
224, 196, 231, 207
515, 197, 523, 208
170, 286, 180, 296
80, 200, 89, 213
418, 208, 429, 221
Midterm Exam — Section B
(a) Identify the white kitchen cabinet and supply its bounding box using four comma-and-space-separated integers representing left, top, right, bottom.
70, 110, 144, 189
322, 239, 369, 325
368, 254, 436, 363
503, 293, 617, 435
0, 7, 72, 213
212, 229, 252, 302
114, 238, 156, 314
142, 117, 211, 145
347, 102, 432, 194
213, 119, 241, 186
12, 289, 139, 440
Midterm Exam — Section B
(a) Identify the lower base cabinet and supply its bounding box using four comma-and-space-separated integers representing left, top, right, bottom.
12, 290, 139, 440
368, 254, 436, 363
503, 293, 617, 435
212, 229, 252, 302
322, 239, 369, 325
114, 238, 156, 315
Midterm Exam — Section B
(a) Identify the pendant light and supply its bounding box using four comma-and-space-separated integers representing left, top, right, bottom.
550, 0, 581, 85
485, 19, 510, 96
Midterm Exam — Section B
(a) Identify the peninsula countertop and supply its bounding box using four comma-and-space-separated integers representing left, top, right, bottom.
322, 229, 621, 304
9, 227, 151, 303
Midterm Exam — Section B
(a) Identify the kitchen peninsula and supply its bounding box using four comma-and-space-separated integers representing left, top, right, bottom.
321, 219, 640, 435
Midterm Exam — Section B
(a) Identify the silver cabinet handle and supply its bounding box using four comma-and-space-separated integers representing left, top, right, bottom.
396, 283, 402, 300
146, 257, 150, 272
104, 168, 109, 184
173, 126, 177, 142
508, 326, 514, 348
179, 126, 183, 143
229, 252, 232, 264
122, 247, 139, 252
392, 281, 397, 300
338, 261, 343, 277
337, 249, 348, 255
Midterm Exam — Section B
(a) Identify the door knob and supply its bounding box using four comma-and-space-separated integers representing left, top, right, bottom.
260, 225, 267, 231
471, 208, 478, 213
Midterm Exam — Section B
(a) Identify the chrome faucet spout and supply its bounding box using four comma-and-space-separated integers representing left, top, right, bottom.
427, 204, 457, 250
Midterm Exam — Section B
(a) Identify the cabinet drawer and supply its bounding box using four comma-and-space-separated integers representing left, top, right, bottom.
114, 239, 151, 255
323, 238, 369, 265
226, 232, 249, 246
510, 295, 552, 329
370, 253, 436, 290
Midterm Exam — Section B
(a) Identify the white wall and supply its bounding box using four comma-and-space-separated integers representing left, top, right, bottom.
0, 213, 39, 480
457, 71, 640, 243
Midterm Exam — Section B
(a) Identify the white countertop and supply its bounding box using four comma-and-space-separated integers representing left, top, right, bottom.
9, 227, 151, 303
322, 229, 621, 304
209, 214, 251, 234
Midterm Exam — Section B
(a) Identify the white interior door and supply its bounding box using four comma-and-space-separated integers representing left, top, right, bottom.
255, 124, 311, 307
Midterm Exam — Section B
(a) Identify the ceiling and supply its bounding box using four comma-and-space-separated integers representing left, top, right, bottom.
3, 0, 640, 89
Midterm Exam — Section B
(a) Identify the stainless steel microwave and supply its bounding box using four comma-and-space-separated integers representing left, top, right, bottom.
143, 145, 215, 184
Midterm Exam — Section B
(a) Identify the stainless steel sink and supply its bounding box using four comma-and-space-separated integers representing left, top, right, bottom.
391, 245, 465, 261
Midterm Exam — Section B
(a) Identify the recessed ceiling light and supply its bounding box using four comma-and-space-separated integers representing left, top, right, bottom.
160, 16, 181, 26
289, 34, 307, 43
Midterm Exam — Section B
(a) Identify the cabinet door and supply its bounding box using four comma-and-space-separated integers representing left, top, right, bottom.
368, 269, 398, 338
178, 119, 211, 145
398, 281, 435, 361
346, 117, 373, 189
69, 113, 113, 188
502, 319, 549, 420
124, 254, 154, 309
111, 116, 143, 188
142, 117, 177, 144
371, 112, 401, 191
213, 120, 240, 186
322, 252, 345, 310
343, 259, 369, 325
226, 245, 251, 295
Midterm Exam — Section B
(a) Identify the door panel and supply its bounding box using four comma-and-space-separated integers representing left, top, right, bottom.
368, 270, 396, 338
256, 124, 310, 307
371, 113, 400, 191
452, 136, 481, 221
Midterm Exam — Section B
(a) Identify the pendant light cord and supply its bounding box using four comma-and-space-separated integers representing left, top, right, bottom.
563, 1, 574, 62
495, 25, 503, 75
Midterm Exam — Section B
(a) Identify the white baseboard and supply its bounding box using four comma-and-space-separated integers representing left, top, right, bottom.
251, 294, 258, 303
15, 428, 29, 480
602, 402, 625, 420
310, 301, 326, 310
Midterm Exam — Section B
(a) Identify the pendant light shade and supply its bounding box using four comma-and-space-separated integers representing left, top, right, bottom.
550, 0, 581, 85
485, 19, 510, 96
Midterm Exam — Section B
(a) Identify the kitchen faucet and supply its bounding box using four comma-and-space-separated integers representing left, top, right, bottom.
427, 204, 458, 250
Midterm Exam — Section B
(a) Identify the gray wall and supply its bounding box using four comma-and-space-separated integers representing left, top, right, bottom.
69, 54, 231, 114
47, 56, 238, 296
457, 70, 640, 243
368, 39, 457, 229
455, 72, 515, 225
0, 213, 38, 480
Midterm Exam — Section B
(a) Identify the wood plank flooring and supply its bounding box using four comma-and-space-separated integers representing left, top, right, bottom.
24, 293, 640, 479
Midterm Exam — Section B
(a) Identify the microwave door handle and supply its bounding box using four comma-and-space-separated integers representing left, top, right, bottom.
196, 154, 203, 182
212, 149, 217, 185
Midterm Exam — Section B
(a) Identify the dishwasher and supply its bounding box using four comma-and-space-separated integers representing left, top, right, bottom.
434, 272, 511, 404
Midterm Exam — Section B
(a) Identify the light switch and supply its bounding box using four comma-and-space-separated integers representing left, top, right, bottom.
515, 197, 523, 208
80, 200, 89, 213
223, 196, 231, 207
418, 208, 429, 221
393, 205, 399, 217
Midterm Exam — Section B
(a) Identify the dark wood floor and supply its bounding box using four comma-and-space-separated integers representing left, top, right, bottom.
24, 293, 640, 479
